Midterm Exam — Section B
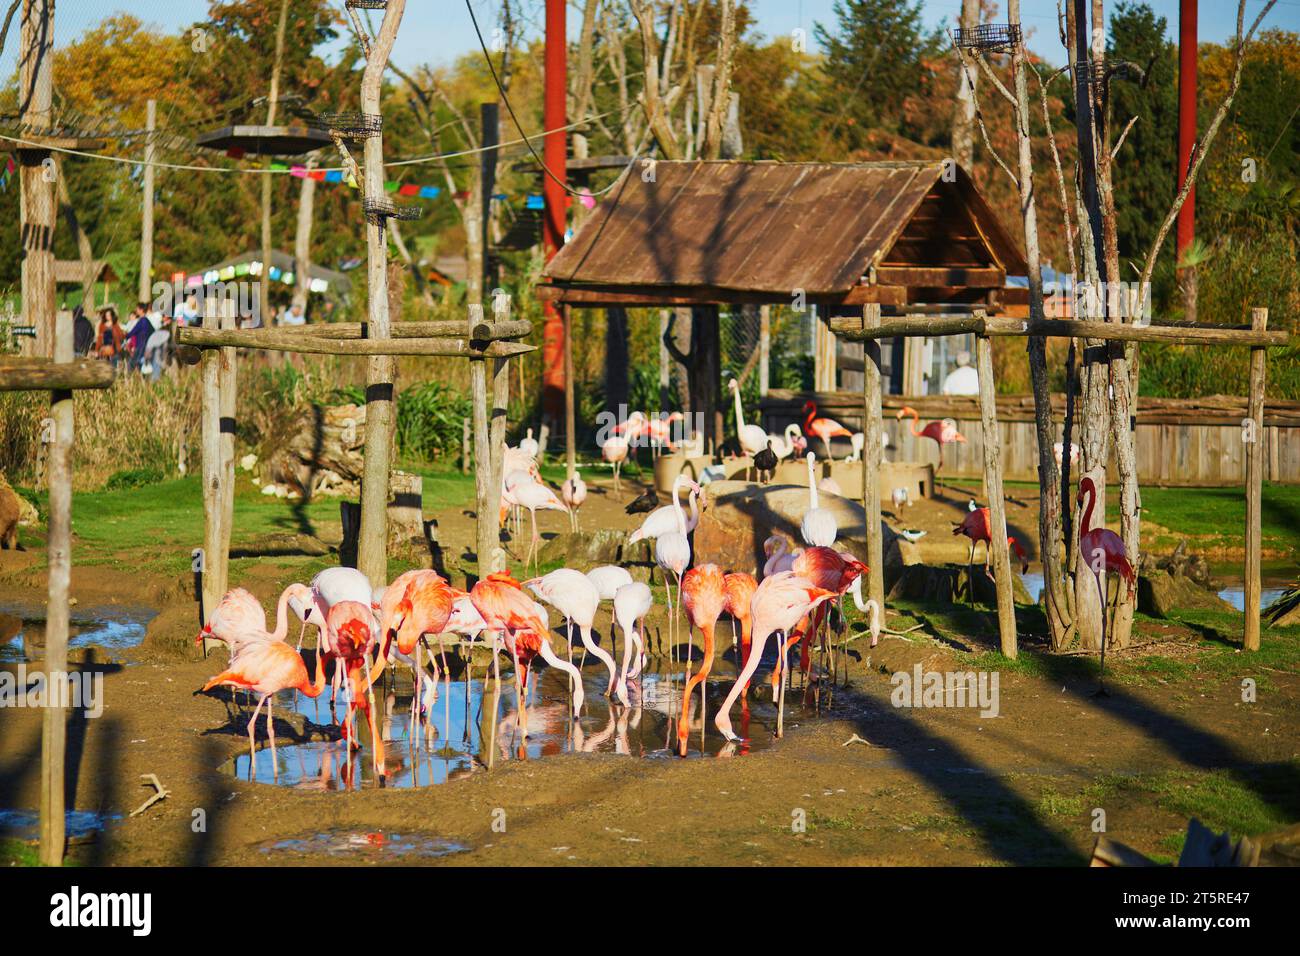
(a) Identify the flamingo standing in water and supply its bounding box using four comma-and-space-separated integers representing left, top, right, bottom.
375, 570, 455, 736
525, 568, 623, 704
729, 379, 768, 456
654, 473, 694, 663
328, 600, 386, 777
1077, 476, 1136, 695
714, 572, 837, 741
561, 468, 587, 532
801, 452, 838, 547
614, 581, 653, 689
200, 639, 327, 777
896, 406, 967, 472
802, 400, 853, 459
470, 572, 584, 738
678, 564, 727, 755
723, 571, 758, 687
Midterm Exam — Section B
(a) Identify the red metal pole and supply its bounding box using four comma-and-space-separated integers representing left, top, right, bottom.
1176, 0, 1197, 262
541, 0, 567, 424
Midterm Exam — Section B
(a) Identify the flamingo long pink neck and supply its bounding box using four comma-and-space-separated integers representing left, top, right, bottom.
902, 407, 922, 437
269, 585, 300, 643
1080, 481, 1097, 536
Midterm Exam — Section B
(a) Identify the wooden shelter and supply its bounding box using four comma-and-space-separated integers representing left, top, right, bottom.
540, 160, 1029, 310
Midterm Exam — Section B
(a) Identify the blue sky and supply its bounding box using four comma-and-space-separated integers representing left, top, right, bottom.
13, 0, 1299, 72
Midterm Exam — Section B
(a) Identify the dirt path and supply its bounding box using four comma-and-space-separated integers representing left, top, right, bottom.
1, 474, 1296, 866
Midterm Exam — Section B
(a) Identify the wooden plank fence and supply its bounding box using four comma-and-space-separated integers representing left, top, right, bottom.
761, 390, 1300, 486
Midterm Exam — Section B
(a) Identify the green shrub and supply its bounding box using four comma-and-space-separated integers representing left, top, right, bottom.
105, 467, 166, 490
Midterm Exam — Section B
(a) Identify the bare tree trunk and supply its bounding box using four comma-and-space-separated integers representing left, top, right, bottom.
951, 0, 980, 169
292, 155, 317, 313
260, 0, 291, 329
1007, 0, 1070, 645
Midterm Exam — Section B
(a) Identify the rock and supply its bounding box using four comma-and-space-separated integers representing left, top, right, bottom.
239, 453, 258, 472
889, 563, 1033, 606
1138, 568, 1235, 617
538, 528, 631, 567
261, 403, 370, 498
692, 480, 899, 579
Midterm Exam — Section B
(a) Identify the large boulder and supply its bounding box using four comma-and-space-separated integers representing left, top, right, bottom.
692, 480, 900, 579
261, 403, 369, 498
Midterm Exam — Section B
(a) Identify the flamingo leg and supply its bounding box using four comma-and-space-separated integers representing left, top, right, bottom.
1093, 570, 1110, 697
715, 627, 771, 742
266, 694, 278, 778
246, 692, 268, 777
776, 631, 790, 739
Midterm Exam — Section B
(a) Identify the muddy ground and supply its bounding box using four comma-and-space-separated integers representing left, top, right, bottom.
1, 475, 1297, 866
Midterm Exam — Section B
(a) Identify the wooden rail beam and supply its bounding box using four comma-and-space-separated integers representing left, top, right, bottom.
828, 314, 1290, 347
176, 326, 534, 358
0, 359, 115, 391
200, 319, 533, 341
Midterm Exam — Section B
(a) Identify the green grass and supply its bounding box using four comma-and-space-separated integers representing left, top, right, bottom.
0, 838, 40, 866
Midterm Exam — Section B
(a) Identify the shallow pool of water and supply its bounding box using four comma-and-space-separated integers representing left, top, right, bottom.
223, 661, 780, 789
0, 808, 121, 841
257, 828, 468, 859
0, 603, 155, 663
1022, 570, 1286, 612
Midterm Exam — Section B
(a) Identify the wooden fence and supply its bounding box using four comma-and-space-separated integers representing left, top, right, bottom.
761, 390, 1300, 486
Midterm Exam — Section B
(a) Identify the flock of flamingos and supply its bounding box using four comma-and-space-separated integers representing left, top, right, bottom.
197, 395, 1134, 780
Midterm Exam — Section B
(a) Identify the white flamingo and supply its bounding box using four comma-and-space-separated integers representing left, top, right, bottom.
728, 378, 768, 456
655, 473, 693, 664
801, 452, 838, 547
767, 423, 806, 460
561, 468, 587, 532
627, 479, 702, 546
524, 568, 623, 704
614, 581, 653, 687
762, 535, 800, 578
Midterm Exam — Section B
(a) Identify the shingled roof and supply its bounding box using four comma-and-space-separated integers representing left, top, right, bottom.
541, 160, 1028, 309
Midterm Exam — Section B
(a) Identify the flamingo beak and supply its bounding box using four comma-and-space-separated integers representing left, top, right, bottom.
195, 623, 211, 646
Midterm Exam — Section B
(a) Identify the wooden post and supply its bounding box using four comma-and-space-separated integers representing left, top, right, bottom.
217, 299, 237, 591
1244, 307, 1268, 652
138, 99, 156, 303
488, 293, 511, 574
199, 297, 226, 646
470, 304, 495, 576
758, 305, 771, 397
19, 0, 56, 358
860, 303, 885, 610
39, 232, 73, 867
564, 305, 576, 479
976, 330, 1017, 659
814, 311, 837, 392
461, 417, 471, 474
355, 1, 407, 590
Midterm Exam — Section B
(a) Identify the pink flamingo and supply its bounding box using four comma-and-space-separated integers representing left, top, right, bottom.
1078, 476, 1136, 695
723, 571, 758, 688
645, 411, 685, 456
654, 473, 694, 662
510, 478, 569, 570
561, 468, 587, 532
953, 507, 1030, 579
897, 406, 967, 471
714, 572, 837, 741
470, 573, 584, 741
200, 637, 326, 777
762, 535, 800, 577
802, 400, 853, 459
328, 600, 385, 776
678, 564, 728, 755
601, 434, 631, 495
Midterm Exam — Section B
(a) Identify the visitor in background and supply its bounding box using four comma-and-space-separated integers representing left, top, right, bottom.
941, 350, 980, 396
123, 303, 153, 372
175, 292, 200, 326
143, 314, 171, 382
281, 302, 307, 326
96, 308, 124, 364
73, 305, 94, 357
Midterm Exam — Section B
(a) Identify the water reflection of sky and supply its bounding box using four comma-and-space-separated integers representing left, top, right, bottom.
225, 663, 778, 790
1020, 571, 1285, 611
0, 603, 155, 663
